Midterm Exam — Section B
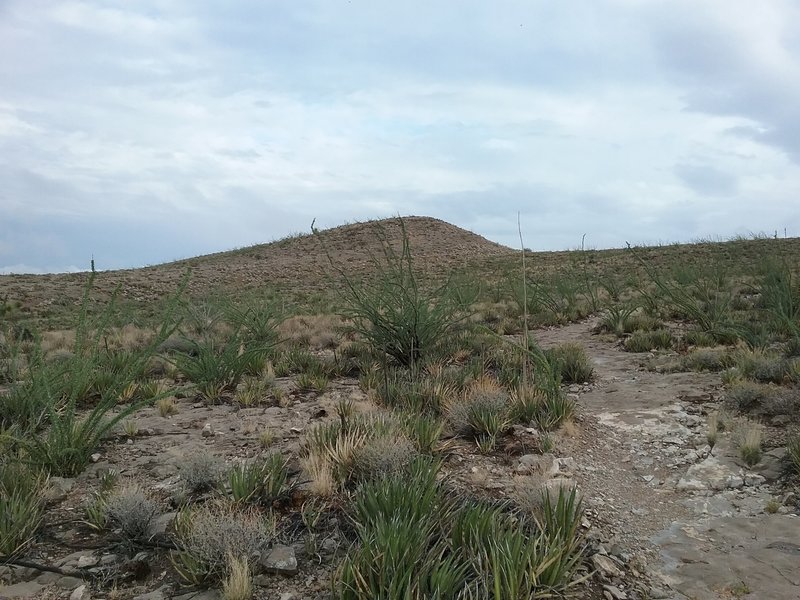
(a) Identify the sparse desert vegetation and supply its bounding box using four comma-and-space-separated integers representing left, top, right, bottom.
1, 217, 799, 599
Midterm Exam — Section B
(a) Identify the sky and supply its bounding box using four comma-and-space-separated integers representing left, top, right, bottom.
1, 1, 799, 273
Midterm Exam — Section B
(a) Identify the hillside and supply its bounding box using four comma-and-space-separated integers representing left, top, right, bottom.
2, 215, 799, 326
0, 216, 513, 321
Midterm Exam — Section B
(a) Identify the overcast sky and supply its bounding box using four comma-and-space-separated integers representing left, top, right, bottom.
1, 1, 799, 273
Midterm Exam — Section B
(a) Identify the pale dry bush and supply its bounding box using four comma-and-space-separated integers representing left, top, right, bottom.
178, 450, 225, 493
179, 502, 271, 578
106, 486, 161, 541
41, 330, 75, 355
279, 315, 344, 349
107, 324, 156, 351
354, 434, 418, 479
300, 453, 336, 497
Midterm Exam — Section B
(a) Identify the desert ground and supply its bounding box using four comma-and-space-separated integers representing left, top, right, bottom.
1, 216, 798, 600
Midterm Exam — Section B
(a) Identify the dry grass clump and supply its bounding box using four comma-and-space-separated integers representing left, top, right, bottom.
157, 396, 178, 417
446, 383, 510, 451
623, 329, 674, 352
222, 553, 252, 600
279, 315, 344, 349
681, 348, 731, 372
737, 424, 762, 468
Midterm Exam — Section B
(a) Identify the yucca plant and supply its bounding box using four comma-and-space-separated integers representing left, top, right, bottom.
0, 461, 47, 558
545, 343, 593, 384
177, 335, 271, 401
8, 275, 186, 476
227, 454, 288, 504
317, 218, 468, 367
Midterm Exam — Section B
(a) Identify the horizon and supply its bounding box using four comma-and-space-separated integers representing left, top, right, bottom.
0, 215, 793, 275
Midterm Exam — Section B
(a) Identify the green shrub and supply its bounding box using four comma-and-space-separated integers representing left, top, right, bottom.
228, 453, 287, 505
624, 329, 674, 352
725, 381, 775, 413
680, 348, 730, 372
177, 336, 271, 402
446, 391, 510, 441
788, 434, 800, 474
323, 219, 467, 367
0, 461, 46, 558
545, 343, 594, 384
682, 329, 718, 347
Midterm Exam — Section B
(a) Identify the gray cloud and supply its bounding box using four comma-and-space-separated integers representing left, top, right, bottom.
0, 1, 799, 272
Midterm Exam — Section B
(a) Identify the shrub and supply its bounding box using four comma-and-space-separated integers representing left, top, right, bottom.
788, 434, 800, 474
545, 343, 593, 384
172, 502, 272, 585
681, 348, 730, 372
447, 390, 510, 441
323, 218, 467, 367
624, 329, 673, 352
682, 330, 718, 348
178, 451, 225, 493
106, 487, 161, 542
0, 461, 46, 558
738, 425, 762, 468
354, 434, 418, 479
726, 381, 776, 413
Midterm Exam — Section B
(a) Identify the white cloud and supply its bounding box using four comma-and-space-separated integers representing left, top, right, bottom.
0, 0, 798, 271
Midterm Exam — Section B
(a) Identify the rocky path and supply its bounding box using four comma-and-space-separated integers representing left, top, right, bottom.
534, 321, 800, 600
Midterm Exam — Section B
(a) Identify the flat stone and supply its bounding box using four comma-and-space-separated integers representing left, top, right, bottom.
603, 584, 628, 599
70, 584, 90, 600
592, 554, 623, 578
56, 576, 85, 590
260, 545, 298, 575
76, 555, 99, 569
44, 477, 75, 503
0, 582, 45, 599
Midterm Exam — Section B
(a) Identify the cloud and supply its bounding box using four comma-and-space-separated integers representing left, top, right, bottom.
0, 1, 798, 272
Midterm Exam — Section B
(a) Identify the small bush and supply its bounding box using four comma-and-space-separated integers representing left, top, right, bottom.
681, 348, 730, 372
178, 451, 225, 493
172, 502, 271, 585
0, 462, 46, 558
682, 329, 718, 348
738, 425, 762, 468
446, 390, 510, 441
354, 435, 418, 479
624, 329, 673, 352
726, 381, 776, 413
106, 487, 160, 541
788, 434, 800, 474
545, 343, 593, 384
534, 392, 575, 432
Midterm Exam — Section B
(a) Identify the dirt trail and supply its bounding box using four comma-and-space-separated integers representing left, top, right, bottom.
534, 321, 800, 600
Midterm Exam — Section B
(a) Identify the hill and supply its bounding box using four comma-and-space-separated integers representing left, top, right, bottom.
0, 216, 514, 322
